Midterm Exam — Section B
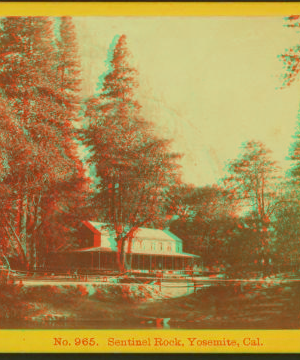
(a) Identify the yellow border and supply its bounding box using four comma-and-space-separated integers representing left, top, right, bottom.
0, 1, 300, 354
0, 329, 299, 353
0, 2, 299, 17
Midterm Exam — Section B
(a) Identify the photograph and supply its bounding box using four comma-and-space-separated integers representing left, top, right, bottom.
0, 14, 300, 333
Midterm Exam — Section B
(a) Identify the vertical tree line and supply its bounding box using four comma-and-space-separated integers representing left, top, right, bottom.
0, 20, 182, 272
0, 17, 87, 270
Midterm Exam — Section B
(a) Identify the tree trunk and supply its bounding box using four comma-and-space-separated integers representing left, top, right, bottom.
116, 235, 133, 273
117, 239, 126, 273
4, 220, 27, 268
21, 194, 28, 263
125, 235, 133, 271
30, 193, 43, 270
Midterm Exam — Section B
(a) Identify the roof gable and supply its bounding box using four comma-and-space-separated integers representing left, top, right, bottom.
83, 222, 182, 243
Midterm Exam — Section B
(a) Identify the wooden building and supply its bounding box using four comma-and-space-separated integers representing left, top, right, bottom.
46, 221, 200, 273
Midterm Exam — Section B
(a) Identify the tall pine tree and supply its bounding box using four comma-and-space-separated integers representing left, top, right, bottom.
0, 17, 87, 269
79, 35, 181, 271
279, 16, 300, 183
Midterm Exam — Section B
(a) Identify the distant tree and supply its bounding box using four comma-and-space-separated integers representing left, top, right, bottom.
223, 216, 269, 273
272, 184, 300, 270
78, 35, 181, 272
278, 16, 300, 185
279, 15, 300, 88
167, 182, 271, 271
275, 16, 300, 271
223, 140, 280, 269
166, 184, 237, 265
224, 141, 279, 223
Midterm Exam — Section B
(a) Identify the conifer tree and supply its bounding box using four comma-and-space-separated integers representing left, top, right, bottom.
36, 16, 89, 265
0, 17, 87, 269
79, 35, 181, 271
279, 16, 300, 184
223, 141, 280, 270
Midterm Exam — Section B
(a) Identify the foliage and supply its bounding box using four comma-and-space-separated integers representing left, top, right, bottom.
78, 35, 181, 271
223, 140, 279, 223
0, 17, 87, 269
166, 184, 237, 265
272, 185, 300, 269
279, 16, 300, 88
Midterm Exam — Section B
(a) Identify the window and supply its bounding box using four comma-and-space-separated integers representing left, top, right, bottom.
135, 240, 143, 249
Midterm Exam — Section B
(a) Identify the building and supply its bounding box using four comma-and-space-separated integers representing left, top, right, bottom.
46, 221, 200, 273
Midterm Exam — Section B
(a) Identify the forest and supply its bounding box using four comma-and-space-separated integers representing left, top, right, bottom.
0, 16, 299, 275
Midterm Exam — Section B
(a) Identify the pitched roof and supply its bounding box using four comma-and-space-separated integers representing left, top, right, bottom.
84, 222, 182, 243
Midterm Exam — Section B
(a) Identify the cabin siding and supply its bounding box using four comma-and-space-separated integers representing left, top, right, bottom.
46, 222, 199, 273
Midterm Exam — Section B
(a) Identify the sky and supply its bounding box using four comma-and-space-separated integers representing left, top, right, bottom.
73, 16, 300, 187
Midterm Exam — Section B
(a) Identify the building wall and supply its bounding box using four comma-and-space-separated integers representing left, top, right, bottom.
78, 225, 95, 248
83, 223, 184, 255
124, 238, 182, 254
